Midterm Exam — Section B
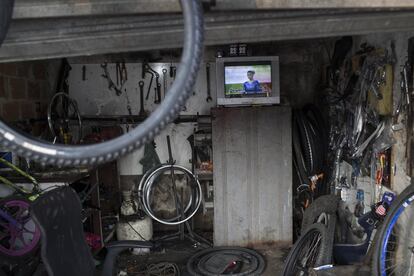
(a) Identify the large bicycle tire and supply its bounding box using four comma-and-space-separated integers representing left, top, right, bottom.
301, 195, 339, 233
0, 197, 41, 261
0, 0, 13, 47
0, 0, 203, 166
282, 223, 332, 276
371, 183, 414, 276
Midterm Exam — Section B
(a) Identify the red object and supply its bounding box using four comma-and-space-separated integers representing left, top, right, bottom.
375, 204, 387, 217
85, 232, 102, 250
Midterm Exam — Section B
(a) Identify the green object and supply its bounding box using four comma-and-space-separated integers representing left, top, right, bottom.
139, 141, 161, 174
0, 157, 40, 199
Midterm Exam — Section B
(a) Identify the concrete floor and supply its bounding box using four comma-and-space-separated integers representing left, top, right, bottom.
117, 241, 371, 275
117, 240, 288, 275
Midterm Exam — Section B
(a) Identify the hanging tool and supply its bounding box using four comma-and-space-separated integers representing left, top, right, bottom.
155, 80, 162, 104
138, 81, 147, 118
116, 62, 120, 85
101, 62, 122, 96
116, 61, 128, 86
162, 68, 168, 98
143, 63, 160, 101
393, 62, 412, 131
206, 63, 212, 102
170, 65, 177, 79
82, 65, 86, 81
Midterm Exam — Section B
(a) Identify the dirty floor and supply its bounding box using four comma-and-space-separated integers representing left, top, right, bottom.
117, 239, 288, 275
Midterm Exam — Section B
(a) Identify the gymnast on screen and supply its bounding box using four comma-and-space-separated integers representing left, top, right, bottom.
243, 70, 262, 93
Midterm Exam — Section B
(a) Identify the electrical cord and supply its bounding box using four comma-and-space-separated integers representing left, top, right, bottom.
0, 0, 204, 166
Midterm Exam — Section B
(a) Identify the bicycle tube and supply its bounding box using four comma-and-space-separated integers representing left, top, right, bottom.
0, 0, 204, 166
295, 111, 315, 175
371, 183, 414, 276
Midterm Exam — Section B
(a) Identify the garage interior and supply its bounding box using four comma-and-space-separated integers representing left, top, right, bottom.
1, 1, 414, 276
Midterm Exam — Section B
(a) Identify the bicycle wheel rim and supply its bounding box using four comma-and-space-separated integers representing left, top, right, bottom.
141, 164, 202, 225
283, 223, 329, 276
0, 199, 41, 257
379, 195, 414, 276
0, 0, 204, 167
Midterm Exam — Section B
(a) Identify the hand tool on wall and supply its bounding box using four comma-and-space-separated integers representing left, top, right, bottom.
138, 80, 147, 118
206, 63, 212, 102
143, 63, 160, 101
170, 65, 177, 79
116, 61, 128, 86
82, 65, 86, 81
162, 68, 168, 98
155, 81, 162, 104
101, 62, 122, 96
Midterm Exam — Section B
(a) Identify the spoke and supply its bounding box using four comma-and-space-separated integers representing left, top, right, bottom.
9, 235, 16, 250
304, 235, 321, 265
22, 227, 35, 234
18, 236, 27, 247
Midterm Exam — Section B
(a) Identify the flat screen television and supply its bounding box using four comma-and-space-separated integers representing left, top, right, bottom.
216, 56, 280, 106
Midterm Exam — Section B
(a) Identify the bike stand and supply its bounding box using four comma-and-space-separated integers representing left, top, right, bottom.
153, 136, 212, 249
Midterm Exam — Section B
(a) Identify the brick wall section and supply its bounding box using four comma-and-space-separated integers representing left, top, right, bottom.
0, 61, 53, 123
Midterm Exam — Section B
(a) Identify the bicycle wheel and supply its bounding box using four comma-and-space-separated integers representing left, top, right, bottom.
282, 223, 332, 276
372, 183, 414, 276
0, 0, 203, 167
0, 197, 41, 260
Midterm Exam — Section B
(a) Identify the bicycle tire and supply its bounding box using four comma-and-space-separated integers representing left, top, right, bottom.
0, 0, 203, 166
301, 195, 339, 233
47, 92, 82, 143
295, 111, 315, 175
371, 183, 414, 276
186, 247, 266, 276
282, 223, 332, 276
0, 0, 13, 47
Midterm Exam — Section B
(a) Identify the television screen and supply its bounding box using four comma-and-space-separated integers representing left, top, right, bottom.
224, 62, 272, 98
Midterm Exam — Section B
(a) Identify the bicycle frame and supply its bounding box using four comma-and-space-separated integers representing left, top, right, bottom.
0, 157, 40, 200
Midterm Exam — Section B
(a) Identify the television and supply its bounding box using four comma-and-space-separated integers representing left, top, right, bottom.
216, 56, 280, 106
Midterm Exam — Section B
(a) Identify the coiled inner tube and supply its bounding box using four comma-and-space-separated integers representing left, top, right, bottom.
0, 0, 204, 166
138, 164, 202, 226
186, 247, 266, 276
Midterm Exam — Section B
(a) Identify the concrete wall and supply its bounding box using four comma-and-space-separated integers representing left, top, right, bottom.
67, 41, 330, 185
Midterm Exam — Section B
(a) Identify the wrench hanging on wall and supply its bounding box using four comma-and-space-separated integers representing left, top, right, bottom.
101, 62, 123, 96
142, 63, 161, 103
206, 63, 212, 102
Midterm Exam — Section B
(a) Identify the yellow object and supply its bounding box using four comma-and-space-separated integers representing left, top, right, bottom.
368, 64, 393, 116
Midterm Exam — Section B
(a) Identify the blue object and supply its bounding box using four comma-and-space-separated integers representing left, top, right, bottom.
243, 80, 261, 93
356, 189, 364, 202
0, 152, 12, 168
381, 192, 395, 207
380, 196, 413, 276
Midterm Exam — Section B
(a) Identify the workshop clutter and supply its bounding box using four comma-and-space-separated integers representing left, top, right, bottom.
285, 37, 402, 274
